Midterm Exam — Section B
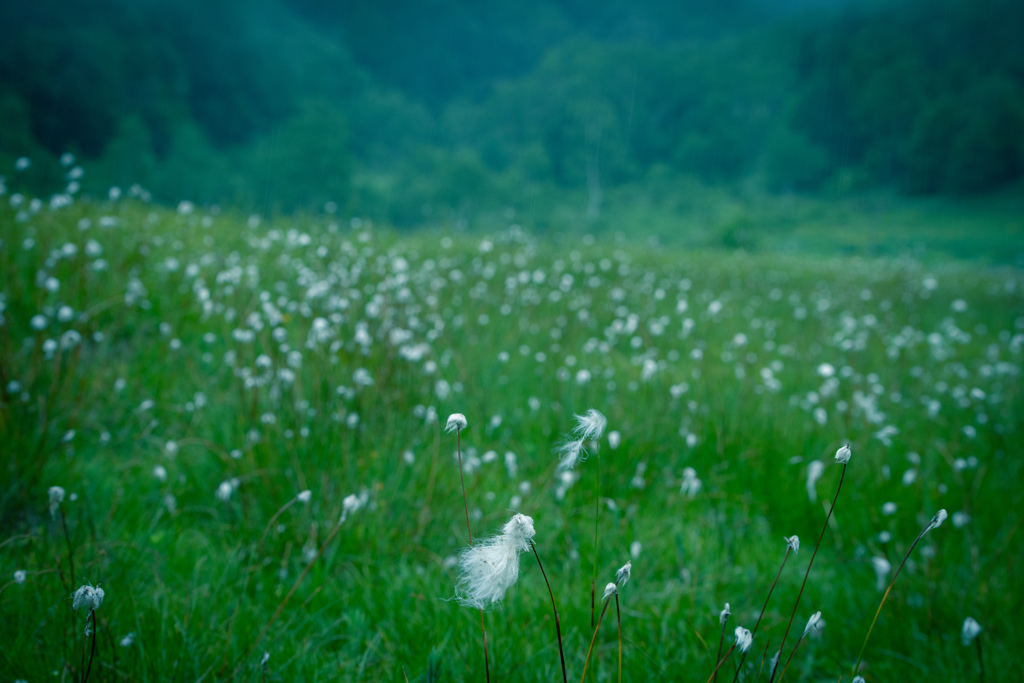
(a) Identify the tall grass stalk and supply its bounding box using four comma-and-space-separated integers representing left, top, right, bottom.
732, 543, 793, 683
531, 541, 568, 683
769, 463, 847, 683
581, 594, 612, 683
615, 594, 622, 683
851, 510, 947, 677
592, 449, 600, 629
81, 608, 97, 683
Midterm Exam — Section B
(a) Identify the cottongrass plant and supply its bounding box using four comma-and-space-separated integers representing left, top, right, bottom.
731, 536, 799, 683
706, 627, 753, 683
962, 617, 984, 682
774, 611, 823, 682
445, 412, 491, 682
580, 559, 631, 683
556, 409, 607, 626
455, 513, 536, 609
851, 509, 948, 678
72, 583, 104, 683
768, 443, 850, 683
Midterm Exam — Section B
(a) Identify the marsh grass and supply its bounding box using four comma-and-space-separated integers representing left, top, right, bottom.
0, 194, 1020, 681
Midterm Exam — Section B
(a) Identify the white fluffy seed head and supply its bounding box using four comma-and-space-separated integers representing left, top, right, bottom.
785, 535, 800, 554
734, 626, 753, 653
835, 443, 852, 464
961, 617, 982, 646
603, 582, 618, 600
573, 409, 607, 442
556, 438, 585, 473
455, 513, 536, 609
719, 602, 731, 625
445, 413, 468, 433
297, 490, 312, 504
72, 584, 105, 612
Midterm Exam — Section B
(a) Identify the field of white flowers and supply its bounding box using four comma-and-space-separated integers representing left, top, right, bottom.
1, 184, 1021, 681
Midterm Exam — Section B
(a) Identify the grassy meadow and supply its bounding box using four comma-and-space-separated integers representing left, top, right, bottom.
1, 190, 1022, 682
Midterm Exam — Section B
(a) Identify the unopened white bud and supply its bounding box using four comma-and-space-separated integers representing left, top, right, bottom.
616, 560, 632, 587
925, 509, 948, 534
785, 535, 800, 553
719, 602, 731, 625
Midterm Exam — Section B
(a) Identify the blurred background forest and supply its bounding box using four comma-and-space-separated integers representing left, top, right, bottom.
1, 0, 1022, 237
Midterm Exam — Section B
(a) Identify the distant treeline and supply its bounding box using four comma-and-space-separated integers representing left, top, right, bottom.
0, 0, 1021, 222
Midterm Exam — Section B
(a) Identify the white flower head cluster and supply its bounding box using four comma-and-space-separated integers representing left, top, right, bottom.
734, 626, 753, 653
602, 582, 618, 600
835, 443, 852, 464
719, 602, 731, 625
616, 560, 632, 587
556, 409, 606, 472
455, 513, 535, 609
785, 535, 800, 554
445, 413, 468, 434
72, 583, 105, 612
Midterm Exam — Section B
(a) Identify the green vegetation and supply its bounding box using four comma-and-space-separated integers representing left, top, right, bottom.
2, 0, 1023, 225
1, 195, 1020, 680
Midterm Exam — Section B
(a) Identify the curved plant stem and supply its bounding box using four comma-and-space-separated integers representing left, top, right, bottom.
770, 464, 846, 683
851, 514, 936, 677
455, 427, 490, 683
705, 643, 736, 683
82, 609, 97, 683
616, 594, 623, 683
592, 450, 601, 629
532, 542, 568, 683
581, 597, 611, 683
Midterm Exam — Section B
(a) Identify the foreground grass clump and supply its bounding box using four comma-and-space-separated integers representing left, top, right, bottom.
0, 194, 1021, 681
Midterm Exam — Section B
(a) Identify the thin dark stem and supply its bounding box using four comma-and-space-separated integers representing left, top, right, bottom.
82, 609, 97, 683
581, 597, 611, 683
732, 548, 792, 683
615, 595, 622, 683
455, 427, 489, 683
716, 617, 728, 683
592, 450, 600, 628
758, 639, 772, 680
457, 429, 473, 545
60, 505, 75, 589
776, 633, 807, 682
851, 518, 933, 677
773, 464, 846, 681
532, 542, 568, 683
976, 636, 984, 683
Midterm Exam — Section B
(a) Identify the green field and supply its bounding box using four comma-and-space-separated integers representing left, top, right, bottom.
1, 193, 1021, 682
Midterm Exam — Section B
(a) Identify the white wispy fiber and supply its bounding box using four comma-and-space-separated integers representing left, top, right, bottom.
835, 443, 852, 464
734, 626, 753, 653
556, 409, 607, 472
769, 650, 781, 679
456, 513, 536, 609
602, 582, 618, 600
297, 490, 312, 504
445, 413, 468, 433
719, 602, 731, 625
961, 617, 982, 646
785, 535, 800, 554
72, 583, 105, 612
802, 611, 823, 638
48, 486, 65, 517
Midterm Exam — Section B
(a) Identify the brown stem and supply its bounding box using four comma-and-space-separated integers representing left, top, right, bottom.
775, 632, 807, 682
705, 643, 737, 683
532, 542, 568, 683
615, 595, 622, 683
580, 597, 611, 683
715, 617, 728, 683
82, 609, 97, 683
